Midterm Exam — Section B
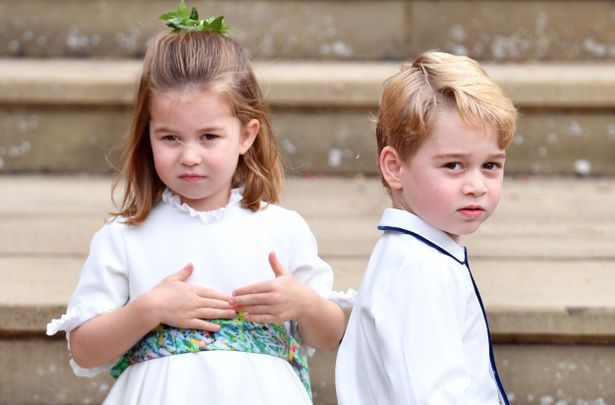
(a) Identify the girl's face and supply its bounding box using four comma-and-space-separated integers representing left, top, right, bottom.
392, 106, 505, 240
149, 88, 258, 211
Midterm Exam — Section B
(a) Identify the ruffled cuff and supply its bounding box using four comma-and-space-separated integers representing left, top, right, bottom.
69, 355, 112, 377
326, 288, 357, 309
47, 303, 115, 377
46, 302, 111, 336
289, 320, 316, 357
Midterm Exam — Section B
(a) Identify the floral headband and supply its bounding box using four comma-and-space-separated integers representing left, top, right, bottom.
160, 0, 230, 36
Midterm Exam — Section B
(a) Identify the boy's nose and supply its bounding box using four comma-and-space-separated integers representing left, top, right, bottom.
179, 144, 202, 166
462, 173, 488, 196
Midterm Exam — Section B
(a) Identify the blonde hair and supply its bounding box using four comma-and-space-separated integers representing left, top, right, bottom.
112, 31, 283, 224
376, 51, 517, 187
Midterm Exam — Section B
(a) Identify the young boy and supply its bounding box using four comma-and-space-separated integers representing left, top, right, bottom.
335, 51, 517, 404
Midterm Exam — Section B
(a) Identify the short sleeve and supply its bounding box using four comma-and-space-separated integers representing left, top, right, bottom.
286, 212, 334, 297
46, 222, 129, 376
284, 211, 341, 355
368, 255, 471, 404
284, 211, 357, 307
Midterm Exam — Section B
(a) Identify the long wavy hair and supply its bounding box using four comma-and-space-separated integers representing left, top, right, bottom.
111, 31, 283, 225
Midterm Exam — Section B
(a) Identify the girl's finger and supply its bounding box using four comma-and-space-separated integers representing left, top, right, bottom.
197, 287, 231, 301
230, 292, 272, 307
168, 263, 194, 281
237, 304, 272, 315
197, 308, 237, 319
188, 319, 222, 332
268, 251, 290, 278
199, 297, 235, 309
232, 281, 274, 297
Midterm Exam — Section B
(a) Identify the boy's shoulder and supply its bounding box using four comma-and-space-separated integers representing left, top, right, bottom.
369, 208, 468, 283
377, 208, 465, 260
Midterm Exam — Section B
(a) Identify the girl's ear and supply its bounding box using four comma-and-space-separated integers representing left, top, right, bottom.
239, 118, 259, 155
379, 146, 404, 190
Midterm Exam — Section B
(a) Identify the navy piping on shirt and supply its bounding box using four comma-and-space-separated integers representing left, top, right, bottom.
378, 225, 510, 405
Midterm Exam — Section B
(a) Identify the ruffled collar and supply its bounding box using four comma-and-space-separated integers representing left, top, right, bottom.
161, 188, 243, 224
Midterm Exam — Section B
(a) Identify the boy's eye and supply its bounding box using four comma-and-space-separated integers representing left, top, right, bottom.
444, 162, 462, 170
484, 162, 503, 170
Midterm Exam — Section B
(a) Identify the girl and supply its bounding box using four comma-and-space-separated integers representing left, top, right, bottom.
47, 5, 345, 404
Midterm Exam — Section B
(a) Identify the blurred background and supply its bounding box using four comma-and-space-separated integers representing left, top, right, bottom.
1, 1, 614, 404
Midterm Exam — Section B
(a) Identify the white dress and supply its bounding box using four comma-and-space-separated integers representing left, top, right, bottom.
336, 208, 507, 405
47, 188, 334, 405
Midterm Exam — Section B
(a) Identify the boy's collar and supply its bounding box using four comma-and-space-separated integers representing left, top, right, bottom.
378, 208, 466, 264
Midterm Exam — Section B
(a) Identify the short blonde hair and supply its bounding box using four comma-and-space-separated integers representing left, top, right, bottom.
112, 31, 283, 225
376, 51, 517, 186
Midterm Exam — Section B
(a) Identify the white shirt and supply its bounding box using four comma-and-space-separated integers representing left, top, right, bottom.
47, 189, 333, 405
336, 208, 507, 405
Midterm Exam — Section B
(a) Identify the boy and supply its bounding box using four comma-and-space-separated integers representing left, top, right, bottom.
335, 51, 517, 404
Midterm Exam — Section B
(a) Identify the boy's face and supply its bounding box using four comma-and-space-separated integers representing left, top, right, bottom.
394, 107, 506, 240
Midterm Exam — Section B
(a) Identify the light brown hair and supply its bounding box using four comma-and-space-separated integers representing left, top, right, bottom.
112, 31, 283, 224
376, 51, 517, 187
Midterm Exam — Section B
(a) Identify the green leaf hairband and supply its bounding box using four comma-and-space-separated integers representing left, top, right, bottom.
160, 0, 230, 36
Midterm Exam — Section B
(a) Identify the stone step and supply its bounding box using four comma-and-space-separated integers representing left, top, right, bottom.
1, 175, 615, 404
1, 59, 615, 176
3, 0, 615, 62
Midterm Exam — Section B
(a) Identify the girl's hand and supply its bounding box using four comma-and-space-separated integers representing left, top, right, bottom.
230, 252, 318, 324
145, 263, 236, 332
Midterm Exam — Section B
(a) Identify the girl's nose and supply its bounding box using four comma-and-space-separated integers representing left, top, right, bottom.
179, 143, 202, 166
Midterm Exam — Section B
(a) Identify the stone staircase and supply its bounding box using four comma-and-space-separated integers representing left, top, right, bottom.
1, 1, 615, 404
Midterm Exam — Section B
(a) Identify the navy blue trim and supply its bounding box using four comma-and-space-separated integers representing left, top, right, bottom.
465, 255, 510, 405
377, 225, 466, 265
379, 225, 509, 404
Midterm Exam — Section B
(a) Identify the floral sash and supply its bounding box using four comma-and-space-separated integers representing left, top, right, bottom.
110, 316, 311, 398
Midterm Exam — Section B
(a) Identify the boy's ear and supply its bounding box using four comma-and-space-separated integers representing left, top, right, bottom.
379, 146, 404, 190
239, 118, 259, 155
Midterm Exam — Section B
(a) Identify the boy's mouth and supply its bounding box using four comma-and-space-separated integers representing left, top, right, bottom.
458, 206, 484, 218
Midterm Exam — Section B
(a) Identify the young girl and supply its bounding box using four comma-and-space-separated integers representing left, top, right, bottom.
47, 4, 345, 404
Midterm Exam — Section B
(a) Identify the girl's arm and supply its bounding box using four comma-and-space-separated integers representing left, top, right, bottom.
230, 252, 345, 350
70, 264, 236, 368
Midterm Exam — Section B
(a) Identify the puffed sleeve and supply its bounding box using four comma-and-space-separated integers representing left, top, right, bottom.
46, 221, 129, 376
284, 211, 357, 308
286, 211, 334, 297
365, 255, 471, 404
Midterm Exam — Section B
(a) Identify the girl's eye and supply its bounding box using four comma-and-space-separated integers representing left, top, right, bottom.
201, 134, 218, 141
162, 135, 178, 142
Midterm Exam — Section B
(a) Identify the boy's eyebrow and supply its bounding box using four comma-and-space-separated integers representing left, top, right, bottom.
434, 152, 507, 160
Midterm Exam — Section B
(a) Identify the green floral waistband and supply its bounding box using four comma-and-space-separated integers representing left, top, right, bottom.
110, 316, 311, 398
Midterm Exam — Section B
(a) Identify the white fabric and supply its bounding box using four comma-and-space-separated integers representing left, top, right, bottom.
336, 208, 503, 405
47, 188, 333, 405
326, 288, 357, 309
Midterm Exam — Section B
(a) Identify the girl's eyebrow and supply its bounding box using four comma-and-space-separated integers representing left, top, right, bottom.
150, 124, 225, 133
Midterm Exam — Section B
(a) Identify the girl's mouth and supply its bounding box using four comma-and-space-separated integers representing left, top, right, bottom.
179, 174, 205, 181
